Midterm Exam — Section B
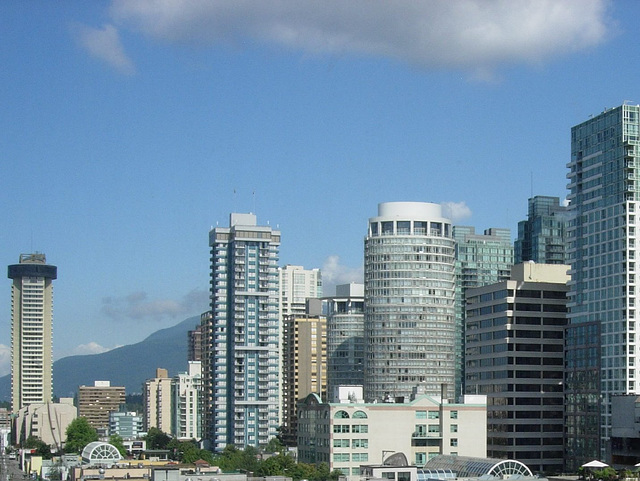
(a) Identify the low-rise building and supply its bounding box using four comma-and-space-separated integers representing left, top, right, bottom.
109, 410, 144, 439
297, 385, 486, 480
13, 398, 77, 451
611, 394, 640, 466
78, 381, 126, 434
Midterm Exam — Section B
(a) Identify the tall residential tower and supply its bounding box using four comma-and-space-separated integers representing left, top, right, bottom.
206, 213, 281, 451
8, 253, 57, 412
364, 202, 456, 401
565, 103, 640, 467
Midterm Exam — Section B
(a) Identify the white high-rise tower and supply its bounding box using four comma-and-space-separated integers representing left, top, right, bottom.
364, 202, 456, 402
8, 253, 57, 412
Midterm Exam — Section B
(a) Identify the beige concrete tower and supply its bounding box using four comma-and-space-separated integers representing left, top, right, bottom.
8, 253, 57, 412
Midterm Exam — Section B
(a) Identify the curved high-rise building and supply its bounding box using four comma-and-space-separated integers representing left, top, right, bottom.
364, 202, 456, 402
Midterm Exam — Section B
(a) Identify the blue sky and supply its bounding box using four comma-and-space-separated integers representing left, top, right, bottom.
0, 0, 634, 371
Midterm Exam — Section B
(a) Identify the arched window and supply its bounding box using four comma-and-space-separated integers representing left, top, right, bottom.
334, 410, 350, 419
352, 410, 368, 419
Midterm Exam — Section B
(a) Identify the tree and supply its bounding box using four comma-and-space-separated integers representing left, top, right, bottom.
109, 434, 127, 457
64, 417, 98, 453
213, 445, 259, 474
144, 427, 172, 450
24, 436, 52, 459
264, 437, 285, 454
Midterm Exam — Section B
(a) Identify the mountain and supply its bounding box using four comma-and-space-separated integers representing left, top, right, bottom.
0, 315, 200, 401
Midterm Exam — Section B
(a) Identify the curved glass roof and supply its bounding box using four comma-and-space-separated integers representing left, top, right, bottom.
81, 442, 123, 464
423, 455, 533, 479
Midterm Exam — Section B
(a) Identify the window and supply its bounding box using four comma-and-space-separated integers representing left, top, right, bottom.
450, 411, 458, 419
450, 438, 458, 447
427, 411, 439, 419
333, 439, 349, 448
353, 410, 368, 419
352, 439, 369, 448
352, 453, 369, 462
352, 424, 368, 433
334, 410, 350, 419
450, 424, 458, 433
416, 410, 427, 419
333, 425, 349, 433
334, 453, 350, 462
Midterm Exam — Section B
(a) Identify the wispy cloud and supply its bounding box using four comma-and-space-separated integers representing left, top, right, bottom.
101, 288, 209, 322
441, 201, 473, 222
322, 255, 363, 296
0, 345, 10, 377
71, 342, 113, 356
75, 23, 135, 75
109, 0, 610, 77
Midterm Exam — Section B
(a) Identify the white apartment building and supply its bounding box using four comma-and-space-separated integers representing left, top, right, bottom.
8, 253, 57, 411
279, 265, 322, 316
172, 361, 202, 440
297, 385, 486, 481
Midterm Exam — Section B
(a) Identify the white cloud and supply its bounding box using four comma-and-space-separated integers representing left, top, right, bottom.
101, 288, 209, 322
441, 201, 473, 222
71, 342, 112, 356
76, 23, 135, 74
109, 0, 609, 75
0, 345, 9, 377
322, 255, 363, 296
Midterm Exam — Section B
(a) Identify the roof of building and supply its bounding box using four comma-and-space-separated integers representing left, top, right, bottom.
81, 442, 123, 465
423, 455, 533, 479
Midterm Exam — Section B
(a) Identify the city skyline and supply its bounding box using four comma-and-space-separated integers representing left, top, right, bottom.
1, 1, 636, 371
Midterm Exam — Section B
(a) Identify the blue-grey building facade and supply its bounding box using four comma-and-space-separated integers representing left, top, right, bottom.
514, 196, 568, 265
565, 103, 640, 468
206, 213, 281, 451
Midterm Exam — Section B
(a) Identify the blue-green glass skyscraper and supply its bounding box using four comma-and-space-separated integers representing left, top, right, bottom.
515, 196, 568, 265
565, 103, 640, 468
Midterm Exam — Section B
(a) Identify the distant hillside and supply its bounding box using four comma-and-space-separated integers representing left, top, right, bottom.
0, 315, 200, 401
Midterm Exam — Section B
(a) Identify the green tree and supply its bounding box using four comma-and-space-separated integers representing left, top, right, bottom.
64, 417, 98, 453
264, 437, 285, 454
213, 445, 259, 474
24, 436, 52, 459
144, 427, 172, 450
109, 434, 127, 457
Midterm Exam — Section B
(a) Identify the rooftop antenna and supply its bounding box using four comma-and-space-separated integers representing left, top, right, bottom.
252, 190, 256, 215
233, 188, 237, 213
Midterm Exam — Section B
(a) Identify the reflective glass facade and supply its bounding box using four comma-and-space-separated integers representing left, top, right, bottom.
326, 284, 365, 397
453, 226, 513, 398
515, 196, 568, 265
566, 104, 640, 467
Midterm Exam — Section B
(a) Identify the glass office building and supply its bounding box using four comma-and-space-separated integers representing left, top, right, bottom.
515, 196, 568, 265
